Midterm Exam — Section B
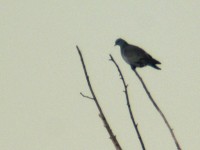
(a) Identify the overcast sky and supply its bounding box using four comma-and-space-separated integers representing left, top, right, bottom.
1, 0, 200, 150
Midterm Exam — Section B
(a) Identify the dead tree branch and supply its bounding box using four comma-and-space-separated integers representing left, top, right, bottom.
133, 69, 182, 150
76, 46, 122, 150
109, 54, 146, 150
80, 92, 94, 100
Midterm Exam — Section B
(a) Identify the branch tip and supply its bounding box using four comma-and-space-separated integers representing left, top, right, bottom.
111, 54, 146, 150
77, 48, 122, 150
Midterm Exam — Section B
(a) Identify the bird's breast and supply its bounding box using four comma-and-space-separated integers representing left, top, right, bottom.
121, 49, 141, 65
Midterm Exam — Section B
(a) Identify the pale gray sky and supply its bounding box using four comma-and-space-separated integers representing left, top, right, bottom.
1, 0, 200, 150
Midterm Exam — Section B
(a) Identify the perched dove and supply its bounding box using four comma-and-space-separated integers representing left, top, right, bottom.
115, 38, 161, 70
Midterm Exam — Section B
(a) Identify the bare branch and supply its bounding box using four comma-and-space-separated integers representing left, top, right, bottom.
76, 46, 122, 150
133, 69, 182, 150
109, 54, 146, 150
80, 92, 94, 100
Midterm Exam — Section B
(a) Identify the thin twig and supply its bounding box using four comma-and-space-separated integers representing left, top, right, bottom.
133, 69, 182, 150
76, 46, 122, 150
109, 54, 146, 150
80, 92, 94, 100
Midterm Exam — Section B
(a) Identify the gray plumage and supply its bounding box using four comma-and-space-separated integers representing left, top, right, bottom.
115, 38, 161, 70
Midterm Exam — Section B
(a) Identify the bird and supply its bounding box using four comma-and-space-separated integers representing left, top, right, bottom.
115, 38, 161, 70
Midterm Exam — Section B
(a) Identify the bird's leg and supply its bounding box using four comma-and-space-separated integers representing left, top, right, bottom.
131, 65, 136, 71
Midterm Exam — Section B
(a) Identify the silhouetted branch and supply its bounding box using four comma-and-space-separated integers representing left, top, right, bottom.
76, 46, 122, 150
133, 69, 182, 150
80, 92, 94, 100
109, 54, 146, 150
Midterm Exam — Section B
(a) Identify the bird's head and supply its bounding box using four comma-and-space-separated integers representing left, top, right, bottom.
115, 38, 127, 47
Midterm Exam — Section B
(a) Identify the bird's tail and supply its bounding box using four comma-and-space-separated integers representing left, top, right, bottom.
148, 58, 161, 70
150, 58, 161, 65
150, 64, 161, 70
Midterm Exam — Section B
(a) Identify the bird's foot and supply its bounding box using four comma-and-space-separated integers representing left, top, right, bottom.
131, 65, 136, 71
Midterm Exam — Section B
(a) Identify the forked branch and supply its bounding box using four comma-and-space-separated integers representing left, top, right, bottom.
77, 46, 122, 150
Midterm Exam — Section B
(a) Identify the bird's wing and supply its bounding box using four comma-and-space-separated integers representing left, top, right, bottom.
122, 45, 161, 67
131, 46, 161, 64
123, 45, 149, 60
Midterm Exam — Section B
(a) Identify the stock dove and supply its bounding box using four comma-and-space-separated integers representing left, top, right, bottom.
115, 38, 161, 70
